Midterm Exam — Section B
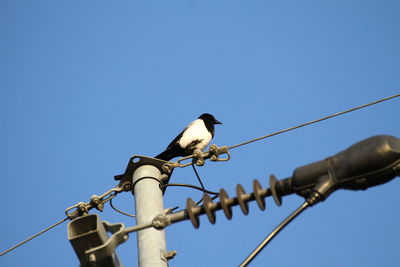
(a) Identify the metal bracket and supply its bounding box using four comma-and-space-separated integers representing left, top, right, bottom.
114, 155, 173, 190
113, 146, 230, 190
161, 249, 177, 262
84, 221, 128, 265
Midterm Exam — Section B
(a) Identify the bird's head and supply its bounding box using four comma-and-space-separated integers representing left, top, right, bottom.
199, 113, 222, 125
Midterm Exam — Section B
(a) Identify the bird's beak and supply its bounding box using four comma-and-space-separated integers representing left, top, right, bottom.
214, 119, 222, 125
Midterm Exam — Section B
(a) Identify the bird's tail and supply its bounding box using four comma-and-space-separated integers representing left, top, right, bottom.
114, 173, 124, 180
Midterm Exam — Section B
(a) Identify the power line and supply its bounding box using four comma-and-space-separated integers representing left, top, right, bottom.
240, 201, 310, 266
228, 93, 400, 150
0, 217, 68, 257
191, 164, 206, 192
2, 185, 126, 257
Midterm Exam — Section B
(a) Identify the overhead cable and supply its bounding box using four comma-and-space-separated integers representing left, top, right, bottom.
228, 93, 400, 150
0, 217, 68, 257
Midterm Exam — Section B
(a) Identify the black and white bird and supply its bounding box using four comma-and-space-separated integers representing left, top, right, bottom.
113, 113, 222, 182
155, 113, 222, 161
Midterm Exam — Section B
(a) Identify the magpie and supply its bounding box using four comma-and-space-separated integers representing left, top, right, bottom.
155, 113, 222, 161
113, 113, 222, 183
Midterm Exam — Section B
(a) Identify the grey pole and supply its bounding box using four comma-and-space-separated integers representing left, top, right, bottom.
132, 165, 167, 267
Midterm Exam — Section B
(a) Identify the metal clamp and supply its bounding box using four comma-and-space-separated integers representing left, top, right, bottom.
152, 208, 175, 230
65, 183, 130, 220
114, 155, 173, 188
168, 144, 231, 169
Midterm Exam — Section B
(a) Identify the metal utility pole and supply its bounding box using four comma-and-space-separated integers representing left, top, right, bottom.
132, 164, 167, 267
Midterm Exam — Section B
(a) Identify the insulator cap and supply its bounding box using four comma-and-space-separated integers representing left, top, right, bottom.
236, 184, 249, 215
186, 198, 200, 228
203, 193, 216, 224
219, 189, 233, 220
185, 176, 285, 229
253, 179, 266, 210
270, 175, 282, 206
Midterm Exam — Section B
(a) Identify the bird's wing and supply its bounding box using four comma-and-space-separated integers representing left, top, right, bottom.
178, 119, 211, 149
164, 119, 199, 149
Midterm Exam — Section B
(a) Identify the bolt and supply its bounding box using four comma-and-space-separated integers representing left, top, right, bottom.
165, 250, 177, 260
196, 159, 205, 166
209, 145, 217, 153
91, 196, 100, 205
77, 204, 88, 215
162, 164, 171, 173
97, 203, 104, 211
123, 183, 131, 191
89, 253, 96, 263
160, 174, 169, 183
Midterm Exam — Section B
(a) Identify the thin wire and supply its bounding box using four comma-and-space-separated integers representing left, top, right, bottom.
191, 164, 210, 205
229, 93, 400, 150
192, 164, 206, 191
163, 183, 219, 211
211, 195, 219, 201
196, 198, 204, 206
109, 198, 136, 218
0, 217, 69, 257
163, 183, 219, 195
239, 201, 310, 267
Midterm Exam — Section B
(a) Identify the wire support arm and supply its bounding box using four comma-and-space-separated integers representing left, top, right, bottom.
150, 179, 275, 230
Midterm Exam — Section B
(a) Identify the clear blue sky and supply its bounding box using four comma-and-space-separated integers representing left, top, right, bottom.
1, 1, 399, 266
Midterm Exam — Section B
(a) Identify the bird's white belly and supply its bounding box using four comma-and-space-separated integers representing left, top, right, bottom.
178, 119, 212, 151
